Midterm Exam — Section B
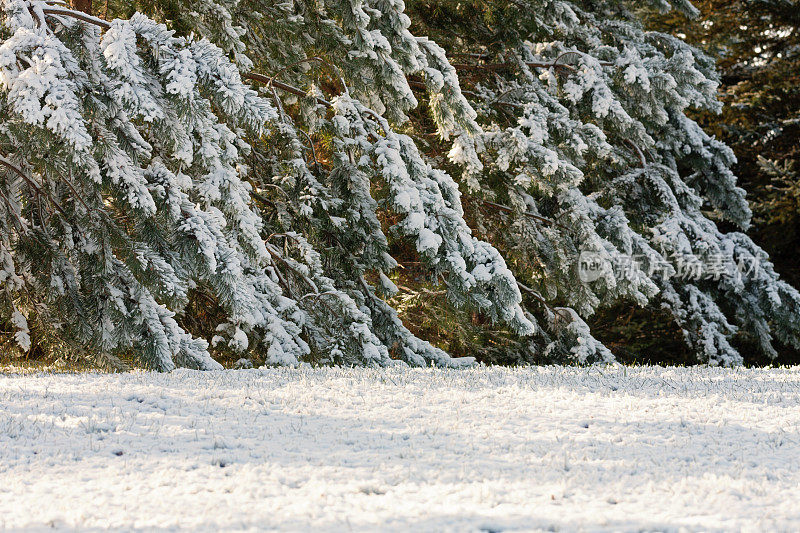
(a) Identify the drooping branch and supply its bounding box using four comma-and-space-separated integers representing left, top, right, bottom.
0, 186, 28, 232
452, 54, 614, 74
42, 4, 109, 28
38, 3, 610, 117
241, 72, 332, 107
260, 56, 348, 94
38, 4, 335, 109
0, 155, 71, 220
467, 196, 569, 231
516, 280, 573, 325
37, 1, 573, 240
624, 139, 647, 168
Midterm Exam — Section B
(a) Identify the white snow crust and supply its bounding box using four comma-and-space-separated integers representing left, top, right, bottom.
1, 365, 799, 531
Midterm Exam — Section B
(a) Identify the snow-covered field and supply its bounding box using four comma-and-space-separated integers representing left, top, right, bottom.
1, 365, 799, 532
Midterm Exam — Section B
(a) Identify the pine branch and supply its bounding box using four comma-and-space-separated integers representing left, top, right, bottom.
0, 187, 28, 232
516, 281, 573, 325
241, 72, 332, 107
451, 55, 614, 74
38, 5, 335, 112
42, 4, 109, 28
624, 139, 647, 168
467, 195, 570, 231
0, 155, 70, 221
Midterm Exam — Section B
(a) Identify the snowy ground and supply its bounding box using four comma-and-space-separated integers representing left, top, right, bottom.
1, 366, 799, 532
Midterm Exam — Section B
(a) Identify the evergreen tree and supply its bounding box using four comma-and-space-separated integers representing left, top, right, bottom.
649, 0, 800, 289
2, 0, 799, 368
402, 0, 800, 364
0, 0, 531, 369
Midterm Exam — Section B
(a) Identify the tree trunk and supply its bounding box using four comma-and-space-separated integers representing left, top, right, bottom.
73, 0, 92, 14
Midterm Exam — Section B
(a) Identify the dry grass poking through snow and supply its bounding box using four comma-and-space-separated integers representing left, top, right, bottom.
1, 365, 800, 531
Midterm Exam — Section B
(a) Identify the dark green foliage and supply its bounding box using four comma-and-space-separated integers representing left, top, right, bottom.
649, 0, 800, 286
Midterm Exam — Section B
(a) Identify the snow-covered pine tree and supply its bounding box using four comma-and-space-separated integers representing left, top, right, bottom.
650, 0, 800, 292
0, 0, 533, 368
106, 0, 800, 366
406, 0, 800, 364
4, 0, 799, 368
